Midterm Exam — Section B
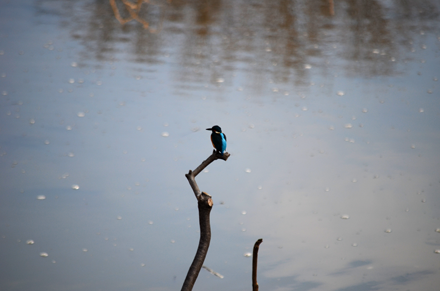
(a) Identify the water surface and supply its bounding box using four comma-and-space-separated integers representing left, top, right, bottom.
1, 1, 440, 291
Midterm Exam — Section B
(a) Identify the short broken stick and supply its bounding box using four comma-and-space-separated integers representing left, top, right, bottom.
252, 238, 263, 291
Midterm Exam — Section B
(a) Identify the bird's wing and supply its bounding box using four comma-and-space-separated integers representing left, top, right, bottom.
223, 133, 227, 141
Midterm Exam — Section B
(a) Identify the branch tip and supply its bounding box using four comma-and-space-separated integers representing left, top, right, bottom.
252, 238, 263, 291
216, 152, 230, 161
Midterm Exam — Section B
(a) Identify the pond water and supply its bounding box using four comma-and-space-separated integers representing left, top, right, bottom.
1, 1, 440, 291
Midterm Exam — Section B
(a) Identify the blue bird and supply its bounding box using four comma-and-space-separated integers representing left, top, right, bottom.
206, 125, 227, 155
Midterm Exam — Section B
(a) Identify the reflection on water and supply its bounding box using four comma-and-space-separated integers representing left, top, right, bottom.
36, 0, 440, 87
1, 0, 440, 291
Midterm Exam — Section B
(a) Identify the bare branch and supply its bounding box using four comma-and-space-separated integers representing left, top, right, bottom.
193, 150, 230, 177
185, 170, 202, 198
185, 150, 230, 199
252, 238, 263, 291
181, 192, 213, 291
181, 150, 230, 291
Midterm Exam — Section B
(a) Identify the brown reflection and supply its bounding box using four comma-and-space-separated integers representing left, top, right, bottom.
110, 0, 149, 29
34, 0, 440, 88
109, 0, 165, 32
329, 0, 334, 16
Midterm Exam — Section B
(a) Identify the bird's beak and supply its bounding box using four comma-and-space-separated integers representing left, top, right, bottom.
206, 128, 212, 131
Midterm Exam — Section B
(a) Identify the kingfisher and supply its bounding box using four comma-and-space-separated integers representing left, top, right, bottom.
206, 125, 227, 155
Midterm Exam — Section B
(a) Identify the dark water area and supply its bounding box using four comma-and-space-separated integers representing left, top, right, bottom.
1, 1, 440, 291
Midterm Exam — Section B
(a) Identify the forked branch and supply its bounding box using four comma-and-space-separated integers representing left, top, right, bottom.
181, 150, 230, 291
185, 150, 230, 198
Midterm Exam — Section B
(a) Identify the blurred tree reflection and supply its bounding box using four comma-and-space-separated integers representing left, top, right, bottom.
35, 0, 439, 88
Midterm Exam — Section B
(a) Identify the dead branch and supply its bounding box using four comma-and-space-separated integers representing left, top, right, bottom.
181, 192, 212, 291
252, 238, 263, 291
185, 150, 230, 198
181, 150, 230, 291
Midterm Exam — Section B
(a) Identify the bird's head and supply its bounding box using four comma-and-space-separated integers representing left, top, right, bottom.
206, 125, 222, 133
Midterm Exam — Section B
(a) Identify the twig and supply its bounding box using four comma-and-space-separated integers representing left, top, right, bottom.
252, 238, 263, 291
181, 150, 230, 291
202, 265, 224, 279
185, 150, 230, 198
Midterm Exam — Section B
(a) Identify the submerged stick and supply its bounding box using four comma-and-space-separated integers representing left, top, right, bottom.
252, 238, 263, 291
